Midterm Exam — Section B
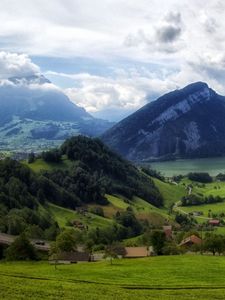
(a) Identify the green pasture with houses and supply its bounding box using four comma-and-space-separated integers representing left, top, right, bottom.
1, 255, 225, 300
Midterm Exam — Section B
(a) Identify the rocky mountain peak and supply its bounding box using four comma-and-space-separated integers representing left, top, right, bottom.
102, 82, 225, 161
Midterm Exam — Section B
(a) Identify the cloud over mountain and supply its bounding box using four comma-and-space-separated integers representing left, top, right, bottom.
0, 52, 40, 79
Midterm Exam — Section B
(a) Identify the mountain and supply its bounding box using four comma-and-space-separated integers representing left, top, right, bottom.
0, 74, 113, 151
102, 82, 225, 161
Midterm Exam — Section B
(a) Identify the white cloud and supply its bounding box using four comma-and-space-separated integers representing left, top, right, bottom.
0, 52, 40, 79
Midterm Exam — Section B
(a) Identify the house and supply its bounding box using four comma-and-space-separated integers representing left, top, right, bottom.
124, 247, 152, 258
163, 225, 172, 239
91, 253, 105, 261
179, 235, 202, 247
49, 251, 90, 264
209, 219, 220, 226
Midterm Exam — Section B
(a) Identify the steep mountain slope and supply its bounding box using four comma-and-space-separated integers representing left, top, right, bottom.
0, 75, 113, 151
102, 82, 225, 161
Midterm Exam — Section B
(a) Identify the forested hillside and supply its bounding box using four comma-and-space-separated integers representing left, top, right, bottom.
43, 136, 163, 208
0, 136, 163, 238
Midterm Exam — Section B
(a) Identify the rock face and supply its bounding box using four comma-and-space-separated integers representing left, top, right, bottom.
102, 82, 225, 161
0, 75, 113, 151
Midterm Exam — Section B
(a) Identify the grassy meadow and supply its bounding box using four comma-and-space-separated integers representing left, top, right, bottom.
1, 256, 225, 299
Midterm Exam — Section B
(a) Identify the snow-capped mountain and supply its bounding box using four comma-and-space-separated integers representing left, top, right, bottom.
102, 82, 225, 161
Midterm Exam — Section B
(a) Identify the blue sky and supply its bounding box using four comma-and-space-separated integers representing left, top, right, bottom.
0, 0, 225, 121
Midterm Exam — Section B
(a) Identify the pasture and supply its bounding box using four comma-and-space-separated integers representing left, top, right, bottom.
1, 256, 225, 299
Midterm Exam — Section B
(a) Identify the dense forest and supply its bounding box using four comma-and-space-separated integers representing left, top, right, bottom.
0, 159, 59, 238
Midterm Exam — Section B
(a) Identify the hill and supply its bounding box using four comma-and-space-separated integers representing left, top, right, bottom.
0, 136, 168, 240
102, 82, 225, 161
0, 74, 113, 151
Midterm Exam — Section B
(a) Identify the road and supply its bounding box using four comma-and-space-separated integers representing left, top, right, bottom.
0, 232, 50, 252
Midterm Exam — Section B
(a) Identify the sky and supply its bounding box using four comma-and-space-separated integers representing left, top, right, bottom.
0, 0, 225, 121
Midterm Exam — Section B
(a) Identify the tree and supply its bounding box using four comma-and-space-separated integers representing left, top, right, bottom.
6, 233, 37, 261
28, 152, 35, 164
49, 229, 77, 269
104, 243, 125, 265
55, 229, 77, 252
150, 231, 166, 255
204, 234, 225, 256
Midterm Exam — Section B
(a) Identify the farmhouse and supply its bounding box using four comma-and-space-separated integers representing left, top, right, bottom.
179, 235, 202, 247
124, 247, 152, 258
208, 219, 220, 226
49, 251, 90, 264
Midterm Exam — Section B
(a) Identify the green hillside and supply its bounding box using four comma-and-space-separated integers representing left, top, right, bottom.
152, 177, 187, 208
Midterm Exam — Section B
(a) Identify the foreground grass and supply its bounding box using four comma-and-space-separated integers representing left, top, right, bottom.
1, 256, 225, 299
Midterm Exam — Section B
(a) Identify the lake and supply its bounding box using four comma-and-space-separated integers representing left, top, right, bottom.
146, 157, 225, 177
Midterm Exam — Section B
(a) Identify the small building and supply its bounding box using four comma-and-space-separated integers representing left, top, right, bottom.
209, 219, 220, 226
49, 251, 90, 264
179, 235, 202, 247
163, 225, 172, 239
193, 211, 203, 217
124, 247, 152, 258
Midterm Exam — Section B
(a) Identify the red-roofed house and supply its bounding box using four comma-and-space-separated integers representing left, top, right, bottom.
179, 235, 202, 247
208, 219, 220, 226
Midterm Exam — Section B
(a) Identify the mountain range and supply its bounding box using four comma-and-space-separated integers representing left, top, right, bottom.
102, 82, 225, 161
0, 74, 113, 151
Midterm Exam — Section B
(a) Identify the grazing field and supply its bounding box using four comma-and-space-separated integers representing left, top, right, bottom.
152, 177, 187, 208
180, 202, 225, 217
1, 256, 225, 299
47, 203, 113, 229
149, 156, 225, 176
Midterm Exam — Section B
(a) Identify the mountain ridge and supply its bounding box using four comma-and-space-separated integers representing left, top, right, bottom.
102, 82, 225, 161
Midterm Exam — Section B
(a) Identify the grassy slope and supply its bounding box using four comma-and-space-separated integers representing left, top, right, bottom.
106, 194, 173, 226
1, 256, 225, 299
152, 177, 187, 208
24, 156, 72, 173
47, 203, 113, 229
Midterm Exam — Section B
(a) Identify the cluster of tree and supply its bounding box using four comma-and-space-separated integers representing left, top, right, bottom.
41, 149, 62, 163
188, 172, 213, 183
115, 208, 142, 237
181, 194, 223, 206
42, 136, 163, 208
216, 173, 225, 181
0, 159, 59, 238
140, 167, 165, 181
175, 213, 196, 228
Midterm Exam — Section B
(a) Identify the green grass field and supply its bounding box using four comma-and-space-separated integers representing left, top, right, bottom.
1, 256, 225, 299
47, 203, 113, 229
24, 156, 72, 173
152, 178, 187, 208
